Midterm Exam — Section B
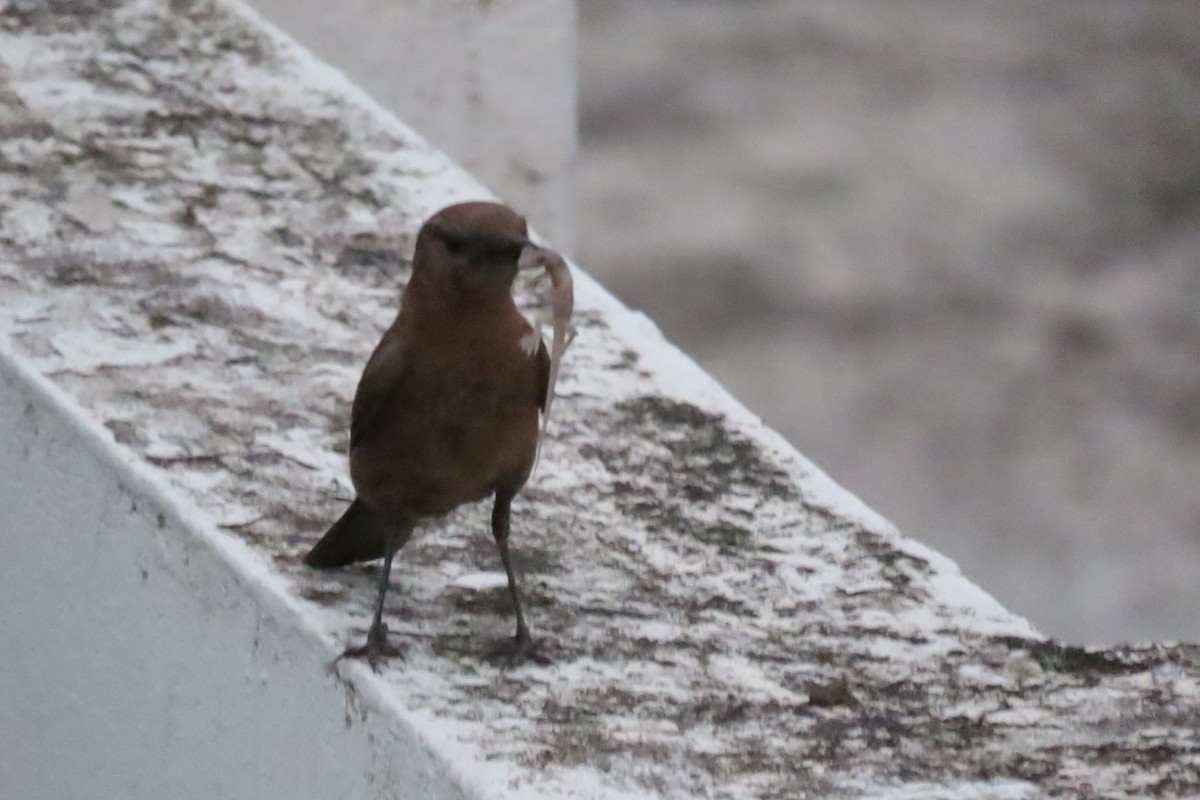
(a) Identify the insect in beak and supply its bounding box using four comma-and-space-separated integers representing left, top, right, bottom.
517, 244, 576, 474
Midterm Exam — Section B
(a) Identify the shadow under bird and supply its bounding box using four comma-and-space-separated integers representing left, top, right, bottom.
305, 200, 573, 669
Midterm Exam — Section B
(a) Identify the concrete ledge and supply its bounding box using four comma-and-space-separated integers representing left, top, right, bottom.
0, 352, 473, 800
1, 1, 1198, 798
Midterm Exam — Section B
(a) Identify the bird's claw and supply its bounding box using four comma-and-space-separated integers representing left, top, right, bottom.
487, 633, 546, 667
337, 624, 406, 673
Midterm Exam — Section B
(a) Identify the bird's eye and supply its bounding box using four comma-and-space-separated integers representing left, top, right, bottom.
443, 235, 464, 256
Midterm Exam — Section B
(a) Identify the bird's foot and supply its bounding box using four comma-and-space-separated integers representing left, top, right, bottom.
337, 623, 406, 673
487, 632, 547, 667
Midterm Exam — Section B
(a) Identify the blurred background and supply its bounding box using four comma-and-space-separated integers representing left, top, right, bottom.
577, 0, 1200, 646
255, 0, 1200, 645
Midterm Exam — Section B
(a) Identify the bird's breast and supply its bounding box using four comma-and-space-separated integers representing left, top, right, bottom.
352, 318, 542, 518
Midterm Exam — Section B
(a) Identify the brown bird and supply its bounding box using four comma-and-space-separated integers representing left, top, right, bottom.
306, 201, 560, 669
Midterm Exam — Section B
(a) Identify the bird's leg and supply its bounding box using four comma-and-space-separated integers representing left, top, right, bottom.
488, 491, 537, 664
340, 522, 411, 671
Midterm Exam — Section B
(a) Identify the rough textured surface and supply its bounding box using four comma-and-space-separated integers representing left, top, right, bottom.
1, 2, 1197, 798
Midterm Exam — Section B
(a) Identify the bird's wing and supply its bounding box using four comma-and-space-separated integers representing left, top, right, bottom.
350, 326, 409, 449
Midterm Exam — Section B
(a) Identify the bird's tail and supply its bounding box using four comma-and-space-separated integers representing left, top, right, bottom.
304, 499, 394, 568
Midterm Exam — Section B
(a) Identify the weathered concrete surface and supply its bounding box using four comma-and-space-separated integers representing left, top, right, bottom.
246, 0, 577, 249
0, 1, 1197, 798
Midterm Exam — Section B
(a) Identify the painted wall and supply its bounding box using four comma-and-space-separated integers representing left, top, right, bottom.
246, 0, 578, 250
0, 355, 471, 800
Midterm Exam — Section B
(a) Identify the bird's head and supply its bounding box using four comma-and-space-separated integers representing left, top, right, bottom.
413, 201, 531, 296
